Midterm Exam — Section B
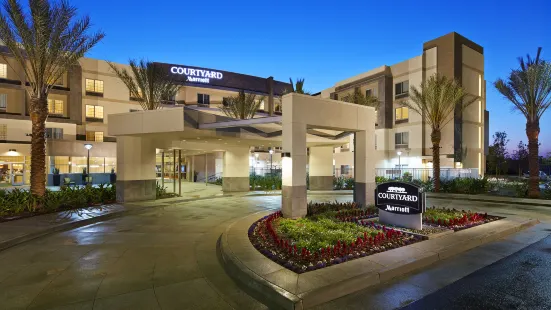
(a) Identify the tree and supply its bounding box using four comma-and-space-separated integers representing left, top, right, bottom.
288, 78, 310, 95
220, 90, 264, 119
341, 88, 380, 109
0, 0, 104, 197
487, 131, 510, 176
403, 74, 477, 192
108, 59, 180, 110
495, 48, 551, 197
512, 141, 529, 177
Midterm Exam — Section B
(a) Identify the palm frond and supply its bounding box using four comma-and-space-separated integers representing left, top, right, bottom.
108, 59, 181, 110
340, 88, 380, 109
403, 74, 478, 131
220, 90, 263, 119
0, 0, 105, 98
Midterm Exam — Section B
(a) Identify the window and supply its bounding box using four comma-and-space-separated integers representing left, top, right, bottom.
0, 124, 6, 140
0, 94, 6, 110
86, 131, 104, 142
222, 97, 230, 107
366, 89, 373, 97
85, 105, 104, 120
341, 165, 350, 175
395, 132, 409, 148
395, 107, 409, 122
197, 93, 210, 105
47, 99, 64, 115
85, 79, 104, 94
54, 76, 63, 86
45, 128, 63, 140
395, 81, 409, 98
0, 63, 6, 79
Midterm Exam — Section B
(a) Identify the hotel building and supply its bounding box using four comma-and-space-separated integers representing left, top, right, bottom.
321, 32, 489, 178
0, 31, 487, 187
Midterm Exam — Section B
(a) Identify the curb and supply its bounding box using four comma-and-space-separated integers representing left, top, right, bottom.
219, 213, 539, 309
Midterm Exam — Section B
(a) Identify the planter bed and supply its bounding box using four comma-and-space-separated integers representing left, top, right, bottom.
359, 219, 453, 239
248, 211, 423, 273
422, 206, 503, 231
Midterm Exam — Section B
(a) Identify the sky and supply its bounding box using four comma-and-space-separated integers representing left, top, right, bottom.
76, 0, 551, 155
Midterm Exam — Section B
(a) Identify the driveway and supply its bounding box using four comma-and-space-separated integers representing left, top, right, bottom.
0, 194, 349, 310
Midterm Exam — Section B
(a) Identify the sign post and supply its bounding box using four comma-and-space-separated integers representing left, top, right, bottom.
374, 182, 425, 230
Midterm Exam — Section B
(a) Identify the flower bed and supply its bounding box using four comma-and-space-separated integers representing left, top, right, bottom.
248, 211, 422, 273
360, 219, 452, 237
422, 207, 502, 231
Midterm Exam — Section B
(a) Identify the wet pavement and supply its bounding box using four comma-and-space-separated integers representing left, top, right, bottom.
0, 193, 550, 309
402, 234, 551, 310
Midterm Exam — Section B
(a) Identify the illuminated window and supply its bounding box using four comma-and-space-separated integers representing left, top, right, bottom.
47, 99, 64, 115
395, 132, 409, 148
86, 131, 104, 142
0, 124, 6, 140
85, 79, 104, 94
0, 94, 6, 110
395, 81, 409, 98
0, 63, 6, 79
85, 105, 104, 119
395, 107, 409, 121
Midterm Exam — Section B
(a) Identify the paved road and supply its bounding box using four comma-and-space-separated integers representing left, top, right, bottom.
402, 234, 551, 310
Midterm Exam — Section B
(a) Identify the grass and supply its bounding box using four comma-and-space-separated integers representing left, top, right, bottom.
274, 217, 379, 252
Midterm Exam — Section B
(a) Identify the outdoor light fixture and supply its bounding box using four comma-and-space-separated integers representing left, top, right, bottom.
84, 144, 92, 184
397, 151, 402, 156
269, 149, 274, 155
7, 149, 17, 155
8, 149, 16, 152
84, 144, 93, 150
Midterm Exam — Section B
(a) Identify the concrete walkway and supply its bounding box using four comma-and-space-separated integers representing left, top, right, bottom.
0, 193, 550, 309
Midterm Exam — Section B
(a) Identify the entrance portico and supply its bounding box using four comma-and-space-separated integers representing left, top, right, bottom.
108, 93, 376, 218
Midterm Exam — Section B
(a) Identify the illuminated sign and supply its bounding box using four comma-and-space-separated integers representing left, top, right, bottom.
170, 66, 223, 84
375, 182, 425, 215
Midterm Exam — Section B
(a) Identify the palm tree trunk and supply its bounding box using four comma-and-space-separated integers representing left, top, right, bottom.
30, 97, 48, 199
431, 130, 441, 192
526, 121, 540, 198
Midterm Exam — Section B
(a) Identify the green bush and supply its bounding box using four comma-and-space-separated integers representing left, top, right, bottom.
439, 178, 489, 195
333, 176, 354, 190
250, 174, 282, 191
0, 184, 116, 217
156, 183, 179, 199
376, 176, 389, 184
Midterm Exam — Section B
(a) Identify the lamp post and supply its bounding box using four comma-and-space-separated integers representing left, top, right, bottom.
269, 149, 273, 175
397, 151, 402, 179
84, 144, 93, 184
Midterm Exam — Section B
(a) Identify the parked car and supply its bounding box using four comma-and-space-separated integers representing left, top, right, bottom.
540, 182, 551, 190
522, 171, 549, 180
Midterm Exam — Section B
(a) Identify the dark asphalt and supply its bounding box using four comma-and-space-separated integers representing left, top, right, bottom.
402, 234, 551, 310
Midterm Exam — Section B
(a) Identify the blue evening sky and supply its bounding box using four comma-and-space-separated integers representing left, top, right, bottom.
78, 0, 551, 155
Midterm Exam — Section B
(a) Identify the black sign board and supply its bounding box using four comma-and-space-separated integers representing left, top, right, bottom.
374, 182, 425, 215
154, 62, 291, 96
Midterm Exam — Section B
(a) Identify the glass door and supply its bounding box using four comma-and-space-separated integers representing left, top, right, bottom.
11, 163, 24, 186
0, 164, 10, 186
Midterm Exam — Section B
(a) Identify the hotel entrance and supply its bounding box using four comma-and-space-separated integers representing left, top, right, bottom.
0, 162, 25, 186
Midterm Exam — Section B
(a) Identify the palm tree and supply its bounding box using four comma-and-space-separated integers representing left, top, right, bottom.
220, 90, 264, 119
341, 88, 380, 109
403, 74, 477, 192
108, 59, 180, 111
495, 48, 551, 198
0, 0, 104, 197
289, 78, 310, 95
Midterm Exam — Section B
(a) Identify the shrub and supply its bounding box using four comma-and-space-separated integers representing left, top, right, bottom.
250, 174, 282, 191
333, 176, 354, 190
439, 178, 489, 195
376, 176, 389, 184
156, 183, 178, 199
0, 184, 116, 217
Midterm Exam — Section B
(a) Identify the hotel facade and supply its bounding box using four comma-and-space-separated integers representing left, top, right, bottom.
322, 32, 489, 179
0, 32, 487, 187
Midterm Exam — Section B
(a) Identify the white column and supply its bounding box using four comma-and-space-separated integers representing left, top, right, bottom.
282, 121, 307, 218
116, 136, 156, 202
354, 130, 376, 206
309, 146, 334, 190
222, 147, 250, 192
